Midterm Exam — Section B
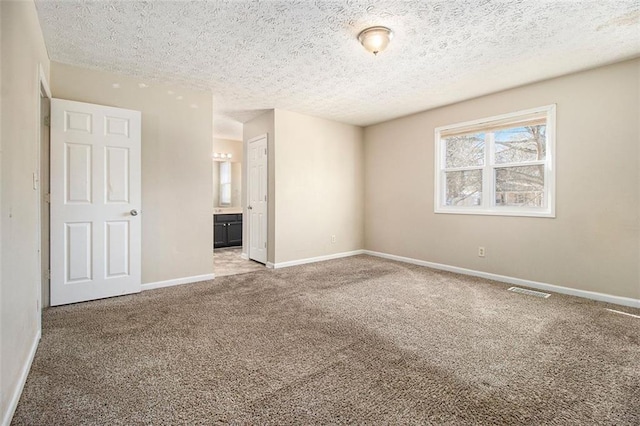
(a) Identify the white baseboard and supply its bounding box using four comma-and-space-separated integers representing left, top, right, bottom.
240, 253, 249, 260
2, 330, 41, 426
270, 250, 365, 269
266, 262, 275, 269
141, 273, 216, 291
363, 250, 640, 309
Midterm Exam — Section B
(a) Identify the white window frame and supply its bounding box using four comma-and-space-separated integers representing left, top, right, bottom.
434, 104, 556, 218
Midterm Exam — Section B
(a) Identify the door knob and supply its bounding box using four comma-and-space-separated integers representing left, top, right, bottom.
248, 206, 253, 210
130, 209, 139, 216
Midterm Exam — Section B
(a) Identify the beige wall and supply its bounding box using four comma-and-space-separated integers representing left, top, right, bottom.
243, 110, 276, 262
213, 138, 243, 162
0, 0, 50, 422
364, 59, 640, 300
51, 62, 214, 286
242, 109, 364, 265
274, 110, 364, 264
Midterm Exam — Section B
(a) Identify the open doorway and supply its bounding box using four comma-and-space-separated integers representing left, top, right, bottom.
212, 137, 264, 276
37, 65, 52, 311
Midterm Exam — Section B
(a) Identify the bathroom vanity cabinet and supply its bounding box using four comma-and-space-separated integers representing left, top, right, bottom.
214, 214, 242, 249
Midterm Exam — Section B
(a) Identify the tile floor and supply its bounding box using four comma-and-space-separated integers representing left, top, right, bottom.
214, 247, 265, 277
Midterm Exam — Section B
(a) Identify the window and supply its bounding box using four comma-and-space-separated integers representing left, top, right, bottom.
434, 105, 555, 217
219, 161, 232, 206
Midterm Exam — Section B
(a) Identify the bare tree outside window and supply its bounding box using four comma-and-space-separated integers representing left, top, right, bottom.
494, 125, 546, 207
446, 170, 482, 206
444, 133, 484, 206
445, 133, 485, 168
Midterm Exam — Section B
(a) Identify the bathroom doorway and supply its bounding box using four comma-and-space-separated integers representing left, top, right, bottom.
212, 137, 264, 276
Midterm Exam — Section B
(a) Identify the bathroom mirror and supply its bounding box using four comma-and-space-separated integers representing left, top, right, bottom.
213, 161, 242, 208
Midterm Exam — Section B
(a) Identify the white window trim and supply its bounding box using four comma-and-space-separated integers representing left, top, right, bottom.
434, 104, 556, 218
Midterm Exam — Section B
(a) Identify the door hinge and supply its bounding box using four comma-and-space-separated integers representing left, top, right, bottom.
264, 195, 267, 201
264, 148, 267, 155
45, 193, 51, 204
46, 269, 51, 279
44, 115, 50, 127
264, 242, 267, 248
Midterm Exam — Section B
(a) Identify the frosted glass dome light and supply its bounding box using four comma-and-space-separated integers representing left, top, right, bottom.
358, 26, 393, 56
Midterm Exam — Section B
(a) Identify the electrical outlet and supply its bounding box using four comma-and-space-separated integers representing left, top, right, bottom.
478, 247, 486, 257
331, 235, 336, 244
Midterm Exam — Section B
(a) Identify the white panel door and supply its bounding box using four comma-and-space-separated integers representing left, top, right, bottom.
248, 136, 268, 264
50, 99, 141, 306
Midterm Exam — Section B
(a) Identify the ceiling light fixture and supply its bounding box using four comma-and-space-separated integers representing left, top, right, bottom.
358, 26, 393, 56
212, 152, 233, 160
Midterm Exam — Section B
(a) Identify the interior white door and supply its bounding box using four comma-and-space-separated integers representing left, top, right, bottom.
248, 135, 268, 264
50, 99, 141, 306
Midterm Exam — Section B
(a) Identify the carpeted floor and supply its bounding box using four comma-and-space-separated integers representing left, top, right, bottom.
12, 255, 640, 425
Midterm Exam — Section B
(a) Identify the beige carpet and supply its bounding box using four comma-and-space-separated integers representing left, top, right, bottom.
12, 255, 640, 425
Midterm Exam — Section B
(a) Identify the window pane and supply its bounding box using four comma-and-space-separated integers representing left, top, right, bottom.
495, 165, 544, 207
219, 161, 232, 205
444, 133, 485, 168
445, 170, 482, 206
220, 183, 231, 206
494, 125, 546, 164
220, 161, 231, 184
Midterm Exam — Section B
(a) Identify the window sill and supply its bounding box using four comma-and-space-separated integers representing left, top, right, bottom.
434, 208, 555, 218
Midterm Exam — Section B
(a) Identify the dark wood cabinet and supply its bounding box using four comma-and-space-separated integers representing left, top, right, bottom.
213, 223, 226, 247
214, 214, 243, 249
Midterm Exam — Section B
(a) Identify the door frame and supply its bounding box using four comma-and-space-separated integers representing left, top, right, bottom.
245, 134, 268, 264
36, 64, 51, 322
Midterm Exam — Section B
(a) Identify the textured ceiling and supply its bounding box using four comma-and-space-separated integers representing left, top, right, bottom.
36, 0, 640, 139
